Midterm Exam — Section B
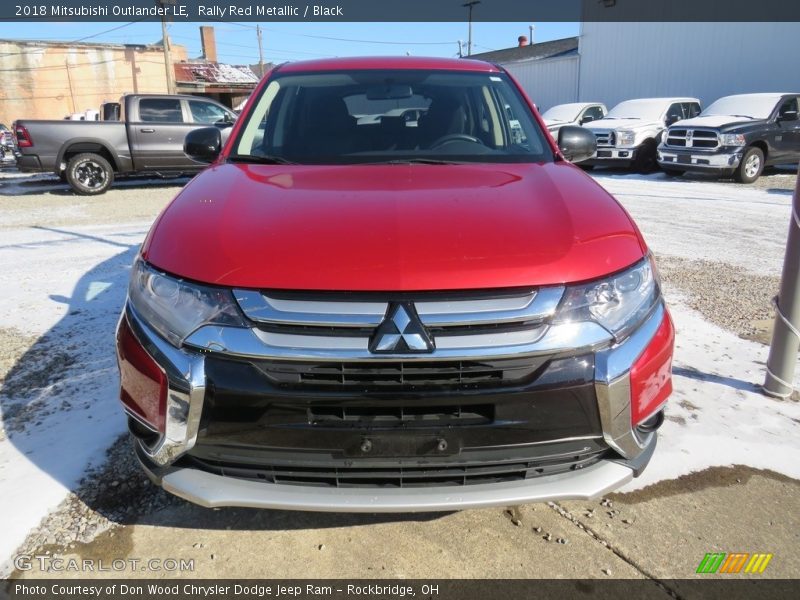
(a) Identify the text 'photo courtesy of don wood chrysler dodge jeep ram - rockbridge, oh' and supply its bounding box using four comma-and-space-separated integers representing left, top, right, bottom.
116, 57, 675, 512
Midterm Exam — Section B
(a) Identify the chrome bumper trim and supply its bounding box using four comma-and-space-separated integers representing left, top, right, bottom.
592, 147, 638, 160
658, 150, 742, 169
160, 459, 634, 512
594, 303, 665, 459
123, 305, 206, 466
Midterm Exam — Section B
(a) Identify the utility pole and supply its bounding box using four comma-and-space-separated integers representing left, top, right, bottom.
256, 25, 265, 77
64, 59, 76, 114
764, 167, 800, 398
457, 40, 463, 58
462, 1, 480, 56
156, 0, 176, 94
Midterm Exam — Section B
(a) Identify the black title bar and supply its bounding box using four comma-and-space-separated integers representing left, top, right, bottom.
1, 580, 799, 600
3, 0, 800, 22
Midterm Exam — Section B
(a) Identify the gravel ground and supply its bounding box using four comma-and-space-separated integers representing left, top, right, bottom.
655, 255, 780, 344
10, 435, 179, 558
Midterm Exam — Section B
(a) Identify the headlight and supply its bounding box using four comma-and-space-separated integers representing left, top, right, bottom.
128, 258, 246, 347
554, 258, 660, 341
719, 133, 746, 147
616, 130, 636, 146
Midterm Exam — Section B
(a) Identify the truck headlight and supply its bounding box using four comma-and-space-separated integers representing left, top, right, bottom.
719, 133, 746, 147
128, 258, 246, 347
554, 258, 660, 341
615, 130, 636, 147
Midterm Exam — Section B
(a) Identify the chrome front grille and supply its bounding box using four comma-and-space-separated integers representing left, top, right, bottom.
222, 288, 563, 356
182, 286, 615, 361
593, 130, 615, 147
665, 128, 719, 149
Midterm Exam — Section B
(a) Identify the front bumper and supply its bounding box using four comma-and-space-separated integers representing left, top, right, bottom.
583, 146, 639, 166
658, 147, 743, 171
118, 299, 671, 511
146, 450, 643, 512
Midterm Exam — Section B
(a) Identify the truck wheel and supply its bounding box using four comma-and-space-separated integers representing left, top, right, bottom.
66, 153, 114, 195
734, 147, 764, 184
633, 140, 658, 173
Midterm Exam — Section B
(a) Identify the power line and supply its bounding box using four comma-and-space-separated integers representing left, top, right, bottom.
214, 24, 457, 46
0, 20, 148, 58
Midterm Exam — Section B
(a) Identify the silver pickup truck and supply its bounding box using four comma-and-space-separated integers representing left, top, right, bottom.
13, 94, 236, 195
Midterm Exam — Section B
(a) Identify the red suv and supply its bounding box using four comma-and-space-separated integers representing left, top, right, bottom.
116, 57, 674, 511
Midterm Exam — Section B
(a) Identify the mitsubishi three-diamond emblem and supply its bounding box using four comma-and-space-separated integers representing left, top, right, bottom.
369, 302, 434, 353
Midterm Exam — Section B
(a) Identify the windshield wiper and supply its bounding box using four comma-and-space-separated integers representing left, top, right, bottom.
228, 154, 297, 165
728, 114, 754, 119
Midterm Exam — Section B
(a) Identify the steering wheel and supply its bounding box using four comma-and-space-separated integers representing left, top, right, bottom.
429, 133, 484, 148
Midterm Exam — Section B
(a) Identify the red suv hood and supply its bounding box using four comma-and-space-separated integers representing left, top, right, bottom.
143, 162, 646, 291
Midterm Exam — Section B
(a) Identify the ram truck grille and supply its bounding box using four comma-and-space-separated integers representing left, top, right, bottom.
665, 128, 719, 149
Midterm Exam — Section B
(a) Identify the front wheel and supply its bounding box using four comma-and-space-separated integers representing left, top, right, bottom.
66, 153, 114, 195
734, 147, 764, 184
633, 140, 658, 173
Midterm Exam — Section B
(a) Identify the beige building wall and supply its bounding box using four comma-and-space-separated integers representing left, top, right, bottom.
0, 40, 188, 124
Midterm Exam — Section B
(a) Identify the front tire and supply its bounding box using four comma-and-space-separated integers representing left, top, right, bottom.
734, 146, 764, 184
66, 153, 114, 195
633, 140, 658, 173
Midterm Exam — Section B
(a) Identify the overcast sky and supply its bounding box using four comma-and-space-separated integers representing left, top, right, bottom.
5, 21, 580, 63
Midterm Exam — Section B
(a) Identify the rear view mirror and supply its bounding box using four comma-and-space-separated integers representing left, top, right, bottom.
558, 126, 597, 163
185, 127, 222, 164
366, 84, 413, 100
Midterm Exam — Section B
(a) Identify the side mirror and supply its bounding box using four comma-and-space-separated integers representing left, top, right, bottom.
778, 110, 799, 122
580, 115, 595, 124
665, 115, 681, 126
185, 127, 222, 164
558, 125, 597, 163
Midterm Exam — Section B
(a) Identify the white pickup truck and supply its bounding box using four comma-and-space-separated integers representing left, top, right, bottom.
582, 98, 701, 171
542, 102, 607, 136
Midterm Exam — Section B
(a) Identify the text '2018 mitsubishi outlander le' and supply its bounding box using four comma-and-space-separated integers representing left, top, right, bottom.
116, 57, 674, 512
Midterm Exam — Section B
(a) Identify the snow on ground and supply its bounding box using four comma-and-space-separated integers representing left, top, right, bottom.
0, 171, 798, 567
593, 172, 794, 277
623, 292, 800, 491
0, 223, 148, 563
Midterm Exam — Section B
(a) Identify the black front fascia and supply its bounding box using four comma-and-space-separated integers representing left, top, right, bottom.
188, 353, 604, 468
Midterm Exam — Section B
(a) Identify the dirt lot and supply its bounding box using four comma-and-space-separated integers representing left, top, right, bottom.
1, 166, 799, 584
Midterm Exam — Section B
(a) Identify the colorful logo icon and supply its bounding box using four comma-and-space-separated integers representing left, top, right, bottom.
696, 552, 773, 574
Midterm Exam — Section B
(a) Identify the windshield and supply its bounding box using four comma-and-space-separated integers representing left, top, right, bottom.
542, 104, 582, 122
606, 100, 667, 121
702, 95, 781, 119
233, 69, 551, 164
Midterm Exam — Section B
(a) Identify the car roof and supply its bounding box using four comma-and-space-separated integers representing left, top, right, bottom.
548, 102, 604, 109
615, 97, 699, 104
278, 56, 501, 74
